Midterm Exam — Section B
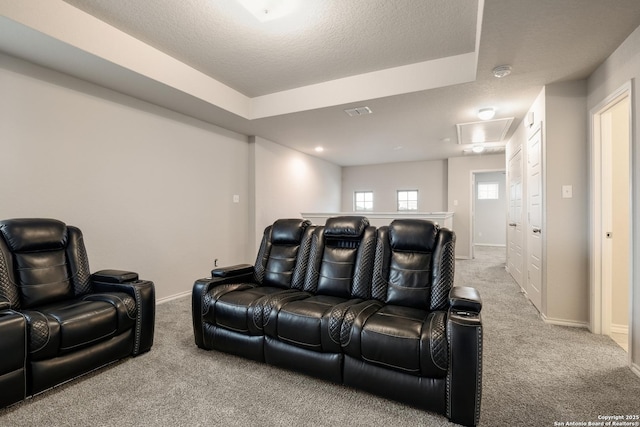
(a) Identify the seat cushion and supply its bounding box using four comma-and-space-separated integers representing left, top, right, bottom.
359, 306, 448, 378
213, 286, 292, 335
23, 297, 135, 361
275, 295, 361, 352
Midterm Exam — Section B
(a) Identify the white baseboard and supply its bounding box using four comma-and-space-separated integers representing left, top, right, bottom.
157, 290, 191, 305
473, 243, 506, 247
631, 362, 640, 379
541, 314, 589, 329
610, 324, 629, 334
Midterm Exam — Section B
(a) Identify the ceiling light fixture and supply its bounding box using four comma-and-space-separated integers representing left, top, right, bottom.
236, 0, 297, 22
477, 107, 495, 120
314, 146, 324, 153
492, 65, 512, 78
472, 145, 485, 154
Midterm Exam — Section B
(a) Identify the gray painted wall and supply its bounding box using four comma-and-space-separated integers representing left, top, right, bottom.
0, 53, 249, 302
250, 136, 341, 251
341, 160, 447, 213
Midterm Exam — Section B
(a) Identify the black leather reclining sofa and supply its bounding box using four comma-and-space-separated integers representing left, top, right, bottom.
0, 218, 155, 408
192, 216, 482, 426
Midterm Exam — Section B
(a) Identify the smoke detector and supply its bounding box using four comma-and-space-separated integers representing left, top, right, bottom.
492, 65, 512, 78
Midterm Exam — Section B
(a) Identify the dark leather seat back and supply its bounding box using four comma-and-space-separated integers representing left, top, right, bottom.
0, 218, 92, 309
303, 216, 375, 299
372, 219, 456, 311
254, 218, 312, 290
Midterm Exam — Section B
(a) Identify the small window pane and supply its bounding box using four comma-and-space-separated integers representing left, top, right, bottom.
354, 191, 373, 211
478, 182, 499, 200
397, 190, 418, 211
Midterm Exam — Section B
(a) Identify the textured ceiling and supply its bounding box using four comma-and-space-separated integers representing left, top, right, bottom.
61, 0, 478, 97
3, 0, 640, 166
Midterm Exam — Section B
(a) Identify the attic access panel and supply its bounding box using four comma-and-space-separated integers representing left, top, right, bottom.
456, 117, 514, 145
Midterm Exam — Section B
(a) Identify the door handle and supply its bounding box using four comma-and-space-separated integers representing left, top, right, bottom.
509, 223, 517, 227
532, 228, 541, 234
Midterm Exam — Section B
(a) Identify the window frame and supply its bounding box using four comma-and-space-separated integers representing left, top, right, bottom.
477, 182, 500, 200
397, 189, 419, 211
354, 190, 374, 211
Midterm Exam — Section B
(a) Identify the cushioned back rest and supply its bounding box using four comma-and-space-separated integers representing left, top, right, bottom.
255, 219, 311, 289
0, 219, 72, 309
310, 216, 373, 299
376, 220, 438, 310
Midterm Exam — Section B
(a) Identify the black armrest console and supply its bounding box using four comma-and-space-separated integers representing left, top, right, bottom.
91, 269, 139, 283
449, 285, 482, 313
211, 264, 254, 278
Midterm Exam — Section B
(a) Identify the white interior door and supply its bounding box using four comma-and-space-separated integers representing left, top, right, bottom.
600, 95, 630, 348
507, 148, 524, 289
527, 126, 543, 312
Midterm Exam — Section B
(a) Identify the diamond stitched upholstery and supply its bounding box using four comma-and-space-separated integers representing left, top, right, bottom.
0, 218, 155, 405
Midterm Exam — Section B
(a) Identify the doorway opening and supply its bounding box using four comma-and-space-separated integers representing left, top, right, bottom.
590, 82, 632, 355
471, 170, 507, 262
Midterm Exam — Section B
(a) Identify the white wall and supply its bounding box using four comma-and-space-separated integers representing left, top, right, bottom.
588, 23, 640, 374
341, 160, 447, 212
474, 171, 507, 246
447, 154, 506, 259
250, 136, 341, 251
0, 53, 250, 301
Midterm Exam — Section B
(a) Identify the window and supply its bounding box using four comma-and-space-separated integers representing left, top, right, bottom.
477, 182, 500, 200
354, 191, 373, 211
397, 190, 418, 211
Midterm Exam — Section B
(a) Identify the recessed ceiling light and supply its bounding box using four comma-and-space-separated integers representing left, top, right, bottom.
492, 65, 512, 78
477, 107, 495, 120
314, 146, 324, 152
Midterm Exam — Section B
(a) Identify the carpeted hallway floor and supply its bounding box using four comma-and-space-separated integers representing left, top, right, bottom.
1, 246, 638, 426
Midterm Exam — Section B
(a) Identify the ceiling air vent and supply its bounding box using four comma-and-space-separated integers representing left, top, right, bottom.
344, 106, 372, 117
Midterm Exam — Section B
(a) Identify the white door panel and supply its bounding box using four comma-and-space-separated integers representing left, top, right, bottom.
527, 126, 543, 312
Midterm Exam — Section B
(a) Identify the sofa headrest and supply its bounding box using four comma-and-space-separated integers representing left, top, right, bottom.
0, 218, 68, 252
389, 219, 438, 252
271, 219, 311, 244
324, 216, 369, 238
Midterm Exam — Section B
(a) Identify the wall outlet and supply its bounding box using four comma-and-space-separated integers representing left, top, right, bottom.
562, 185, 573, 199
233, 194, 240, 203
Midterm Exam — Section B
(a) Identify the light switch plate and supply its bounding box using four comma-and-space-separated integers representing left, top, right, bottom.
562, 185, 572, 199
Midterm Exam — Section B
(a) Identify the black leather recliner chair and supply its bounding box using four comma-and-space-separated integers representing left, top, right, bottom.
192, 218, 314, 361
0, 218, 155, 407
262, 216, 376, 382
341, 219, 482, 426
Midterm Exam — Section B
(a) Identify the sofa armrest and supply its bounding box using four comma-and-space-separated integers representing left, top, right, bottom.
0, 301, 10, 310
0, 309, 27, 407
211, 264, 254, 278
92, 275, 155, 355
447, 309, 482, 426
449, 286, 482, 313
91, 269, 139, 283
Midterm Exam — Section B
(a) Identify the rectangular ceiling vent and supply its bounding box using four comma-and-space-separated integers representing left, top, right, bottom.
344, 106, 373, 117
456, 117, 514, 145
